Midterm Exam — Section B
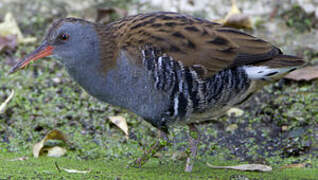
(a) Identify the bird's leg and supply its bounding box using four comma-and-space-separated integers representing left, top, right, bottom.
185, 123, 200, 172
132, 130, 168, 168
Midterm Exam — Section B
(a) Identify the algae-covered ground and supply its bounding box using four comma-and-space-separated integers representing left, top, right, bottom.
0, 0, 318, 179
1, 152, 318, 179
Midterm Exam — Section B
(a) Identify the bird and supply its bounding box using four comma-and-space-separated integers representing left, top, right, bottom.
10, 12, 305, 172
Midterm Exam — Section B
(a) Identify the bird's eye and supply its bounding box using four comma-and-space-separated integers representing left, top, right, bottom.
59, 33, 70, 41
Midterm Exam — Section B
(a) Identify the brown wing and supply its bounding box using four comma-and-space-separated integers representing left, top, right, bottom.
109, 12, 299, 78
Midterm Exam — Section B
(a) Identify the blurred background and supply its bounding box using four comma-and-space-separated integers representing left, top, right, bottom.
0, 0, 317, 178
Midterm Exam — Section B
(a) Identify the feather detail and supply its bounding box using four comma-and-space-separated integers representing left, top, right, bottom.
94, 12, 304, 78
243, 54, 304, 80
243, 66, 292, 80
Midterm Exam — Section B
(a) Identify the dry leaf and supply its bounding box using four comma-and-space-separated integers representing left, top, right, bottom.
215, 0, 252, 29
226, 124, 238, 132
187, 0, 195, 6
281, 125, 288, 131
33, 129, 67, 158
0, 34, 17, 52
0, 90, 14, 114
62, 168, 91, 174
33, 142, 44, 158
7, 156, 28, 161
108, 116, 129, 139
96, 8, 128, 24
54, 162, 91, 174
170, 151, 187, 161
207, 163, 272, 172
284, 65, 318, 81
0, 12, 36, 44
43, 129, 67, 142
47, 146, 67, 157
226, 107, 244, 117
280, 163, 308, 169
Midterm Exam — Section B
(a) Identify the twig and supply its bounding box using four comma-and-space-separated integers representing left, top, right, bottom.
55, 161, 61, 173
0, 90, 14, 114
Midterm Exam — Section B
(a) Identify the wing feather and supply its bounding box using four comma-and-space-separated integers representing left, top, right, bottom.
107, 12, 303, 78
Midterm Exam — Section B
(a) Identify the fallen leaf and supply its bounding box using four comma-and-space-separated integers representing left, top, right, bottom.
0, 12, 36, 44
170, 151, 187, 161
226, 124, 238, 132
215, 0, 252, 29
62, 168, 91, 174
33, 129, 67, 158
0, 34, 17, 52
0, 90, 14, 114
108, 116, 129, 139
280, 163, 310, 169
54, 162, 91, 174
47, 146, 67, 157
284, 65, 318, 81
207, 163, 272, 172
43, 129, 67, 142
7, 156, 28, 161
281, 125, 288, 131
33, 142, 44, 158
187, 0, 195, 6
226, 107, 244, 117
96, 8, 128, 24
52, 77, 62, 84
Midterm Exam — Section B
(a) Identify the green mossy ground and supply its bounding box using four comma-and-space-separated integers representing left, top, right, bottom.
0, 0, 318, 179
1, 152, 318, 179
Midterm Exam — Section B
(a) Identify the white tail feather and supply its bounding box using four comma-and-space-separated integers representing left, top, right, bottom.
243, 66, 296, 80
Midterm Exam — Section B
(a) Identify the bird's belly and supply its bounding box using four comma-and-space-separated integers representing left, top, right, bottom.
188, 105, 231, 123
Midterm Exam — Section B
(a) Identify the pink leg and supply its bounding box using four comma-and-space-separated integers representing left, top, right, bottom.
185, 124, 200, 172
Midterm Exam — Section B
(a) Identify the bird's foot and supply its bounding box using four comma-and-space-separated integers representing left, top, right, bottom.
184, 124, 200, 172
128, 130, 168, 168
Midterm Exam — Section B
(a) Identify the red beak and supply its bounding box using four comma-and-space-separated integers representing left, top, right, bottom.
9, 42, 54, 73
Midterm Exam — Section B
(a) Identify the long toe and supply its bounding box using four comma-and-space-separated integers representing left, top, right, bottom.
128, 130, 168, 168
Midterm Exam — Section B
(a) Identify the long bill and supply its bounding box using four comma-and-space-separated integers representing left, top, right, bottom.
9, 41, 54, 74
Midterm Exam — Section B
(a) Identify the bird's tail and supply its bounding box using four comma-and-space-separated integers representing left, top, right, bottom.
243, 55, 305, 81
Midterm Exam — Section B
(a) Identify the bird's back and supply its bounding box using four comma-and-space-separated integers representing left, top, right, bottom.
99, 12, 303, 76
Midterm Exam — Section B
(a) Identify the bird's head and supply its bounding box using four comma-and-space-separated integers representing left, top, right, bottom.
10, 18, 100, 73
